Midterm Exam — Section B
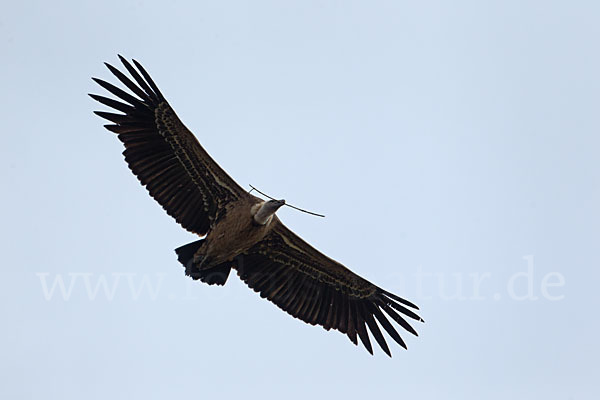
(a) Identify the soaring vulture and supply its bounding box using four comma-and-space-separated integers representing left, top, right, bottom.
91, 56, 423, 356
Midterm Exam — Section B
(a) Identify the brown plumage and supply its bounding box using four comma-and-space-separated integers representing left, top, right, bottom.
91, 55, 424, 357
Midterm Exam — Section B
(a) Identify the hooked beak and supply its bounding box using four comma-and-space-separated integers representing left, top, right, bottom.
276, 199, 286, 209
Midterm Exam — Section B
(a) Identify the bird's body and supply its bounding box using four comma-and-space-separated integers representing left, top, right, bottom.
196, 197, 278, 268
91, 56, 423, 357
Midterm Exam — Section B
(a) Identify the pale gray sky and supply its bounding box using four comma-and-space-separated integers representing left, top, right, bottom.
1, 1, 599, 399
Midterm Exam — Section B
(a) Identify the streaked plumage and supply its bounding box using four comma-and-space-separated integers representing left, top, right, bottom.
91, 56, 424, 356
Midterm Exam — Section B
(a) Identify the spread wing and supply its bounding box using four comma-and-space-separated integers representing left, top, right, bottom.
90, 56, 247, 235
237, 218, 424, 357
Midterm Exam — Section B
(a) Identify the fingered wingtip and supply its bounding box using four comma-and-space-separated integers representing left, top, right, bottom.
132, 59, 143, 69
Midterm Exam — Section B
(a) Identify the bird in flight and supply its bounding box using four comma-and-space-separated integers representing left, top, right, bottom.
90, 56, 423, 356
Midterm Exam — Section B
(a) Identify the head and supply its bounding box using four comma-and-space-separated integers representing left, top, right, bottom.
253, 199, 285, 225
265, 199, 286, 211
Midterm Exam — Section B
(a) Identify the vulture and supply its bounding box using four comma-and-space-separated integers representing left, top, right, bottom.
90, 56, 423, 357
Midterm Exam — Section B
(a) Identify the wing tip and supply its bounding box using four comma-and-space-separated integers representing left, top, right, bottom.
382, 289, 420, 310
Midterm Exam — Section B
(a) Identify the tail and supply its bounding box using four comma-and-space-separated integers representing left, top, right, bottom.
174, 239, 232, 286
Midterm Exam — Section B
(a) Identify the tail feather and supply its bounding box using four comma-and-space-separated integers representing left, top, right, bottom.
174, 240, 231, 286
175, 239, 204, 267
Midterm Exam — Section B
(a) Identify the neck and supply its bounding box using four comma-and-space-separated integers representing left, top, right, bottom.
253, 202, 275, 225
